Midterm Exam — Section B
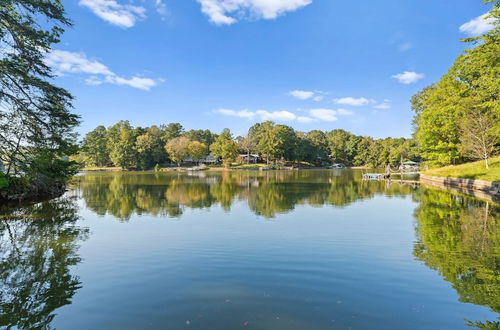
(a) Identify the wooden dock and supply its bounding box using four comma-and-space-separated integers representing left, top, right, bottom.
362, 173, 389, 180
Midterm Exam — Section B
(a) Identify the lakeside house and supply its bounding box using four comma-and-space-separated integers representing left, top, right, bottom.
238, 154, 260, 164
185, 155, 219, 165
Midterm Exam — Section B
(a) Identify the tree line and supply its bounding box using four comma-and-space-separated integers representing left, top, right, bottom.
77, 120, 419, 170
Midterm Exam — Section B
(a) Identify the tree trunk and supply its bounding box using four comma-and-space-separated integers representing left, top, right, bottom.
485, 157, 489, 169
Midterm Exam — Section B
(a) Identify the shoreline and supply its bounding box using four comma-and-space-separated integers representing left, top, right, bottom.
420, 174, 500, 203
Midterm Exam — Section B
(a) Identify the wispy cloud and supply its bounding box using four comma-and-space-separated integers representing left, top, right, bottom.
45, 50, 159, 90
196, 0, 313, 25
391, 71, 424, 84
398, 42, 413, 52
79, 0, 146, 28
289, 90, 324, 101
374, 103, 391, 110
215, 109, 300, 121
334, 97, 374, 106
309, 108, 352, 122
215, 107, 352, 123
459, 13, 495, 36
389, 32, 414, 53
155, 0, 170, 18
289, 90, 314, 100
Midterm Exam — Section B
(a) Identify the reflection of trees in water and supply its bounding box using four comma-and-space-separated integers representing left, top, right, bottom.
77, 171, 416, 219
0, 197, 89, 329
413, 187, 500, 327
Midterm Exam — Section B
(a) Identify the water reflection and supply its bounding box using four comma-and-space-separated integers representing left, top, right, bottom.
413, 188, 500, 327
0, 197, 89, 329
76, 170, 416, 219
0, 171, 498, 329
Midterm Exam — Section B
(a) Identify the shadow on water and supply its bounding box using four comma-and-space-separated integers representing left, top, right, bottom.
0, 170, 498, 329
0, 196, 89, 329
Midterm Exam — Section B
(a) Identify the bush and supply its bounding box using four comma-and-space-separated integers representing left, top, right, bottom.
0, 172, 9, 190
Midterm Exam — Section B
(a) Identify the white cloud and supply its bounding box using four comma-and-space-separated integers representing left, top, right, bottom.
106, 75, 158, 90
45, 50, 158, 91
289, 90, 325, 101
215, 109, 297, 121
46, 50, 113, 76
374, 103, 391, 110
336, 109, 353, 115
309, 109, 337, 122
79, 0, 146, 28
289, 90, 314, 100
391, 71, 424, 84
197, 0, 313, 25
334, 97, 373, 106
297, 116, 315, 123
309, 108, 353, 122
459, 13, 495, 36
216, 106, 352, 123
155, 0, 169, 16
216, 109, 256, 118
84, 76, 104, 86
256, 110, 297, 121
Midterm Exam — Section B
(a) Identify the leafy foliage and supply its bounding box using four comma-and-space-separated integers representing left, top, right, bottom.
0, 0, 80, 200
412, 2, 500, 167
210, 129, 238, 167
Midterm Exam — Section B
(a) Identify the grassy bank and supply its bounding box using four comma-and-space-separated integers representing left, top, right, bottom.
423, 156, 500, 182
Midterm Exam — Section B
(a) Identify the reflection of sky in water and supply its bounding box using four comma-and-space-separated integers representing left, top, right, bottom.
1, 171, 498, 330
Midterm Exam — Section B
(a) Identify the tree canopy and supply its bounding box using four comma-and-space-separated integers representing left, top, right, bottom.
412, 1, 499, 167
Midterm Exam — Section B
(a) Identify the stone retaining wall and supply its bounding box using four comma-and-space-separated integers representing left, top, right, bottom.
420, 174, 500, 202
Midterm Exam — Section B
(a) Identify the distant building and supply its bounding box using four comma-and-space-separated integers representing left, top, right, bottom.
238, 154, 260, 164
185, 155, 219, 165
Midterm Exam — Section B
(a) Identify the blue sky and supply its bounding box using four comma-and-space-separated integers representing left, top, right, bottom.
49, 0, 494, 139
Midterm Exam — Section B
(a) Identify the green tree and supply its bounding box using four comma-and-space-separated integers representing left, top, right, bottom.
412, 2, 500, 166
250, 121, 297, 163
306, 130, 329, 161
184, 129, 216, 147
274, 125, 298, 162
211, 129, 238, 167
0, 0, 80, 198
326, 129, 355, 164
165, 136, 191, 166
135, 125, 164, 170
188, 140, 208, 163
81, 126, 110, 167
162, 123, 184, 143
107, 121, 137, 169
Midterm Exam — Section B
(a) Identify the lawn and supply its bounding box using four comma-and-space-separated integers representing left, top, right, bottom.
423, 156, 500, 182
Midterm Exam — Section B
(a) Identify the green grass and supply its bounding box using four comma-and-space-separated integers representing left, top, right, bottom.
228, 163, 270, 170
423, 156, 500, 182
81, 166, 123, 171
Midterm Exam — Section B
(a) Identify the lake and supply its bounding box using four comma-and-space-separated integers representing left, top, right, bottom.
1, 170, 498, 329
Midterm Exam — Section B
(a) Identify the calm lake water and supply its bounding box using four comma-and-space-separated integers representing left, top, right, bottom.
1, 170, 499, 329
